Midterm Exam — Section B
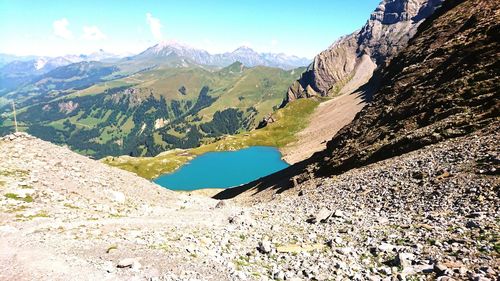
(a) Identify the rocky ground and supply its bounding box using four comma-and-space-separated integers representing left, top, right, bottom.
0, 133, 239, 280
236, 128, 499, 281
1, 131, 498, 280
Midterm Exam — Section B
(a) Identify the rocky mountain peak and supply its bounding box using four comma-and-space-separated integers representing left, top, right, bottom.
286, 0, 443, 103
232, 46, 256, 53
370, 0, 428, 24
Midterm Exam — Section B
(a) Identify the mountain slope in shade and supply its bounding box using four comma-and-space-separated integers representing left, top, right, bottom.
216, 0, 499, 198
133, 42, 310, 70
285, 0, 443, 103
313, 0, 499, 177
211, 3, 499, 278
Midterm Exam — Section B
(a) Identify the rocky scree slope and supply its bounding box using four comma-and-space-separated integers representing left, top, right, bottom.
0, 133, 243, 280
1, 133, 499, 280
236, 129, 499, 280
286, 0, 443, 103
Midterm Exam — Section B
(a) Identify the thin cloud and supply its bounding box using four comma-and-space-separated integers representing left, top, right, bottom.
146, 13, 162, 40
82, 26, 106, 40
53, 18, 73, 39
271, 39, 278, 46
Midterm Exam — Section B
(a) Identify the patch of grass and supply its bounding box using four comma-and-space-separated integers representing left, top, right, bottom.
16, 211, 49, 220
102, 98, 320, 179
395, 238, 408, 246
109, 213, 124, 218
0, 169, 30, 178
234, 255, 250, 270
150, 243, 170, 252
63, 203, 80, 209
494, 242, 500, 254
5, 205, 28, 213
4, 193, 33, 203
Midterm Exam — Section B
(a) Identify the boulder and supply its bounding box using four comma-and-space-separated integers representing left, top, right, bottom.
258, 240, 272, 254
107, 190, 126, 204
306, 207, 332, 224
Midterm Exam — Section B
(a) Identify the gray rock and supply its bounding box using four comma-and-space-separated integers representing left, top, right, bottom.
437, 277, 456, 281
107, 190, 126, 204
336, 247, 354, 255
465, 220, 480, 228
378, 242, 396, 252
472, 275, 491, 281
273, 270, 285, 280
117, 258, 141, 269
307, 207, 331, 224
434, 262, 448, 275
258, 240, 272, 254
333, 209, 345, 218
395, 252, 414, 269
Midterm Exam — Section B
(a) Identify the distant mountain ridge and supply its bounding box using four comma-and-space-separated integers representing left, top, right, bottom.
0, 49, 120, 73
134, 42, 310, 70
0, 50, 121, 94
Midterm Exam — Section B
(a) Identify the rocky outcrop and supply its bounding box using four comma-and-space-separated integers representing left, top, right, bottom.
285, 0, 443, 103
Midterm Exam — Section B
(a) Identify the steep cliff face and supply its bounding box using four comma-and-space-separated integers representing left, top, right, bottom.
312, 0, 499, 176
286, 0, 443, 103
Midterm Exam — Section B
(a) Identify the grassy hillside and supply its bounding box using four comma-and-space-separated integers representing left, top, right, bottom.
0, 62, 304, 158
102, 98, 319, 179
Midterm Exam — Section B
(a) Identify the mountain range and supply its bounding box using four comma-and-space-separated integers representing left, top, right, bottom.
134, 42, 310, 70
0, 44, 309, 97
0, 43, 309, 80
0, 58, 304, 158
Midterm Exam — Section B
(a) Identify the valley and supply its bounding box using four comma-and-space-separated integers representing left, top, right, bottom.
0, 0, 498, 280
102, 98, 319, 179
0, 54, 307, 158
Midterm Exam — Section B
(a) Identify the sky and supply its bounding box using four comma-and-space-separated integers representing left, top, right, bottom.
0, 0, 380, 58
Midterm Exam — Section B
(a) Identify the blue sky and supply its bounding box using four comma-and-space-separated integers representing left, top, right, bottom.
0, 0, 380, 58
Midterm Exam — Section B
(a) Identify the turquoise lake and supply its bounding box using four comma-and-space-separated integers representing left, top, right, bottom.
154, 146, 289, 190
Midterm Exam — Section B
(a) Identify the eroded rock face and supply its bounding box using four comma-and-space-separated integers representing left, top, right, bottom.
314, 0, 499, 177
286, 0, 443, 103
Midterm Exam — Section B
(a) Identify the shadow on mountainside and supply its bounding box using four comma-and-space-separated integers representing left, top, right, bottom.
214, 0, 500, 200
214, 43, 387, 200
212, 157, 311, 200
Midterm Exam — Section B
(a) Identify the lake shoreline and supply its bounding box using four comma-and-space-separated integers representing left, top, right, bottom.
153, 146, 289, 191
